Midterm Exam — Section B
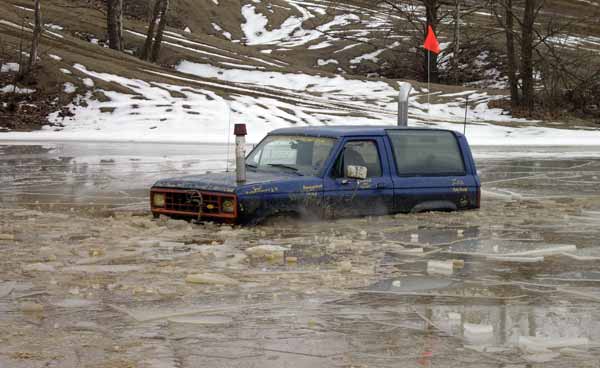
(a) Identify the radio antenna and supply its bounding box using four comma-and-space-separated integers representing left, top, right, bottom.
463, 95, 469, 135
225, 100, 232, 173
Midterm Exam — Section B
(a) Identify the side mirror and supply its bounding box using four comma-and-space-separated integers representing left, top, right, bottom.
346, 165, 368, 180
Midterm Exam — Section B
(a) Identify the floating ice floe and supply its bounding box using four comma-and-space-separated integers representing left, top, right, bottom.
185, 273, 240, 285
427, 260, 455, 275
518, 336, 589, 353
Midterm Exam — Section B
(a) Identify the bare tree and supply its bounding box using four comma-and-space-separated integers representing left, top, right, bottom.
520, 0, 536, 113
378, 0, 449, 82
493, 0, 547, 114
106, 0, 123, 51
532, 14, 600, 117
28, 0, 42, 72
141, 0, 161, 61
423, 0, 442, 83
150, 0, 169, 63
503, 0, 519, 108
141, 0, 169, 63
452, 0, 460, 83
337, 0, 489, 82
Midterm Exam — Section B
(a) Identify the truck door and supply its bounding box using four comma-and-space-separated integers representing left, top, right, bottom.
323, 137, 394, 218
385, 130, 479, 212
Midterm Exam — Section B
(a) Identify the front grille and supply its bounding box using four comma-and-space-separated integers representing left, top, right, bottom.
152, 189, 237, 219
164, 191, 200, 213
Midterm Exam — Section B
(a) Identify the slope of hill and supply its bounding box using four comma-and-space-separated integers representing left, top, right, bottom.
1, 0, 600, 145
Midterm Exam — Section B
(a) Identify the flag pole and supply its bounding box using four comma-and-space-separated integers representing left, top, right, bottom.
427, 49, 430, 117
424, 25, 439, 119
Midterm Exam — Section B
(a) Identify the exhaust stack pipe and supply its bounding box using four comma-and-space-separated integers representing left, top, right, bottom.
234, 123, 247, 183
397, 82, 412, 126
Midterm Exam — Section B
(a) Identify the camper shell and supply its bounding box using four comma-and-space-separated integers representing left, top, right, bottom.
150, 126, 480, 224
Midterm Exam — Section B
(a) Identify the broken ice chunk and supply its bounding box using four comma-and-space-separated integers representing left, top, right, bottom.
23, 263, 57, 272
185, 273, 239, 286
518, 336, 589, 353
486, 256, 544, 263
338, 261, 352, 273
168, 315, 232, 325
463, 323, 494, 344
427, 260, 454, 275
245, 245, 287, 262
0, 233, 15, 241
20, 302, 44, 313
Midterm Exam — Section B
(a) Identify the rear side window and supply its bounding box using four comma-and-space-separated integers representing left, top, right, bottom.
388, 131, 466, 176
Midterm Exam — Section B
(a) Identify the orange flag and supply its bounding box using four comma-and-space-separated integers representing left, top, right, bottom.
423, 25, 441, 54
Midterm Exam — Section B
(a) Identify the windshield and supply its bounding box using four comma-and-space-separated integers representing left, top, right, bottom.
246, 135, 336, 176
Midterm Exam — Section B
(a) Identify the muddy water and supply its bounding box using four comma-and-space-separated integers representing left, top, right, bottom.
1, 142, 600, 367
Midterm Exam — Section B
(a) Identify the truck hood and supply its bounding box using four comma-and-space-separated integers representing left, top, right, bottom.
152, 171, 302, 193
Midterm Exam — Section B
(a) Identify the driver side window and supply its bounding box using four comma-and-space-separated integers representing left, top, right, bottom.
332, 140, 382, 178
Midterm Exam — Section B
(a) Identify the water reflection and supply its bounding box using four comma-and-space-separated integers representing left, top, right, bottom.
2, 143, 600, 210
430, 304, 596, 355
0, 142, 233, 210
334, 288, 598, 365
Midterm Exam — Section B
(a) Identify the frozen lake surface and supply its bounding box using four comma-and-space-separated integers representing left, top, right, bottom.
1, 142, 600, 210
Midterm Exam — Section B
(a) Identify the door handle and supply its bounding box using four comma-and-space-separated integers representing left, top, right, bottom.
376, 183, 387, 189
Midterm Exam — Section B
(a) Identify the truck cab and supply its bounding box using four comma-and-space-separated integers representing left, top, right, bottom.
150, 126, 480, 224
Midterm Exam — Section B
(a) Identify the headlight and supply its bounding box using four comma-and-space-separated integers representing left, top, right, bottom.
152, 193, 166, 207
222, 199, 234, 213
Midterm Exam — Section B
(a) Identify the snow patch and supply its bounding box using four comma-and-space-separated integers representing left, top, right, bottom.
317, 59, 339, 66
45, 23, 63, 31
3, 60, 600, 147
14, 5, 33, 12
0, 85, 35, 94
211, 23, 232, 40
351, 49, 387, 64
241, 4, 303, 45
176, 60, 394, 98
63, 83, 77, 94
82, 78, 95, 88
0, 19, 32, 32
240, 4, 360, 48
1, 63, 20, 73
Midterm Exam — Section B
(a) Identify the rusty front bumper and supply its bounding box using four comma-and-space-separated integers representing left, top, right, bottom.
150, 188, 238, 222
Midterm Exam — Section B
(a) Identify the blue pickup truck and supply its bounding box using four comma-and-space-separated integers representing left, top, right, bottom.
150, 126, 480, 224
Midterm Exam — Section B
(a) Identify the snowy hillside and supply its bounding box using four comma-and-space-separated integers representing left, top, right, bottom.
1, 0, 600, 145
